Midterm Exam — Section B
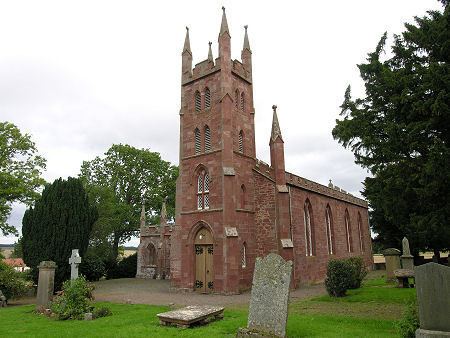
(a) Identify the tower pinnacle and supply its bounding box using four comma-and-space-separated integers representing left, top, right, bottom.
208, 41, 213, 62
271, 105, 283, 142
243, 25, 251, 52
219, 6, 230, 37
183, 26, 191, 54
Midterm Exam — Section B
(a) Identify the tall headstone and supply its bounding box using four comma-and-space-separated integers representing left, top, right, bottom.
36, 261, 57, 310
401, 237, 414, 270
69, 249, 81, 280
415, 263, 450, 337
383, 248, 401, 281
237, 253, 293, 338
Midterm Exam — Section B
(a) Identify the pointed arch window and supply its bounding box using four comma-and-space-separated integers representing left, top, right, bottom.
204, 125, 211, 152
325, 206, 334, 255
304, 200, 315, 256
240, 92, 245, 111
235, 89, 239, 110
195, 90, 201, 112
204, 87, 211, 109
241, 242, 247, 268
238, 130, 244, 153
197, 170, 210, 210
194, 128, 201, 154
358, 213, 364, 252
345, 210, 353, 253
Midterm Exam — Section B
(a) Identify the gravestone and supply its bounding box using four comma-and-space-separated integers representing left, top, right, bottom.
383, 248, 401, 281
69, 249, 81, 280
0, 290, 6, 307
401, 237, 414, 270
237, 253, 293, 338
36, 261, 57, 310
157, 305, 224, 328
415, 263, 450, 337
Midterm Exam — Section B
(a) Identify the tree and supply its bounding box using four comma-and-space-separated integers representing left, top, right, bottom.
332, 4, 450, 257
11, 237, 23, 259
79, 144, 178, 259
22, 177, 97, 289
0, 122, 46, 235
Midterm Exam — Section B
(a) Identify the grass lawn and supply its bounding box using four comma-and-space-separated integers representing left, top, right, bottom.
0, 275, 414, 337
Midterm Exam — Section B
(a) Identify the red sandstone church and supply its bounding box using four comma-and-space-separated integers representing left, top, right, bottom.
137, 8, 373, 294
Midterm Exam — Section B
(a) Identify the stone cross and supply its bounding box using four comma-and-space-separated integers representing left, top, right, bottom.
237, 253, 293, 338
415, 263, 450, 337
69, 249, 81, 280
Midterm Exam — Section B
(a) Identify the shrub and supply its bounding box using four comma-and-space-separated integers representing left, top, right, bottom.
396, 300, 419, 338
80, 255, 106, 281
0, 261, 31, 301
325, 259, 354, 297
106, 253, 137, 279
93, 306, 112, 318
51, 276, 94, 320
347, 256, 368, 289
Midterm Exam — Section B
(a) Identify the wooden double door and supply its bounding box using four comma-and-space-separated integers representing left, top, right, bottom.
194, 227, 214, 293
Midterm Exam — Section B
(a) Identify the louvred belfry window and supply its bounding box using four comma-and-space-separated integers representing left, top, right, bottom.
235, 89, 239, 109
204, 126, 211, 152
194, 128, 201, 154
195, 91, 201, 112
240, 92, 245, 111
238, 130, 244, 153
197, 171, 210, 210
205, 88, 211, 109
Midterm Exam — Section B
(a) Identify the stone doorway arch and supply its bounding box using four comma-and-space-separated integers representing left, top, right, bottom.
194, 226, 214, 293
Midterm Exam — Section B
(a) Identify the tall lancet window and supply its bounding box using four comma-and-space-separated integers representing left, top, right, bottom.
240, 92, 245, 111
195, 90, 201, 112
304, 200, 315, 256
325, 206, 334, 255
204, 87, 211, 109
197, 170, 210, 210
235, 89, 239, 109
238, 130, 244, 153
241, 242, 247, 268
204, 126, 211, 152
345, 210, 353, 253
358, 213, 364, 252
194, 128, 201, 154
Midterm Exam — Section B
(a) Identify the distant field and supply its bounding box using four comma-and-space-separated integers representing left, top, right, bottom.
0, 245, 14, 258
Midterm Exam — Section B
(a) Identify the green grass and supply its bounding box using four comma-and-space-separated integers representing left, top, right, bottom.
0, 275, 412, 337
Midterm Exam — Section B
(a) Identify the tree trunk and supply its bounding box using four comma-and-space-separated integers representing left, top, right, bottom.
112, 233, 121, 260
432, 248, 440, 263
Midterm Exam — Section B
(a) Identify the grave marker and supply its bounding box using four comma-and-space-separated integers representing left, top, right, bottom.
69, 249, 81, 280
36, 261, 57, 310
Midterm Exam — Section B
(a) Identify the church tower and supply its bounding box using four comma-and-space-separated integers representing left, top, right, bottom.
171, 8, 257, 294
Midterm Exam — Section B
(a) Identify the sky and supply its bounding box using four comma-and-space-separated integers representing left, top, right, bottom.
0, 0, 443, 245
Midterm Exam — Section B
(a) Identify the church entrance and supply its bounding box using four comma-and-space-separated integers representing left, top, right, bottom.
194, 227, 213, 293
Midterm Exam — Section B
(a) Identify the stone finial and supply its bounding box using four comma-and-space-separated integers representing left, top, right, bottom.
402, 237, 411, 256
140, 203, 146, 228
208, 41, 213, 62
243, 25, 251, 52
219, 6, 230, 37
160, 196, 168, 225
270, 105, 283, 142
183, 26, 191, 54
328, 179, 333, 188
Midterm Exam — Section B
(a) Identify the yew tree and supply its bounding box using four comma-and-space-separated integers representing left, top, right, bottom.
332, 4, 450, 257
79, 144, 178, 259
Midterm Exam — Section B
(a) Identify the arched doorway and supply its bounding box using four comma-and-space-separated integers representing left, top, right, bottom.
194, 227, 214, 293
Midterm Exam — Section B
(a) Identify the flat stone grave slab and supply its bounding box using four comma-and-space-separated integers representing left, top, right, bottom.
157, 305, 224, 328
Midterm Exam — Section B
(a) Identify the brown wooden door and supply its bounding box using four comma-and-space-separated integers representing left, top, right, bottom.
195, 244, 214, 293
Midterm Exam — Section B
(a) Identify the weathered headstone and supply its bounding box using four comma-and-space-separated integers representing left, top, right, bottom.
401, 237, 414, 270
36, 261, 57, 310
84, 312, 93, 321
237, 253, 293, 338
383, 248, 401, 281
0, 290, 7, 307
69, 249, 81, 280
415, 263, 450, 337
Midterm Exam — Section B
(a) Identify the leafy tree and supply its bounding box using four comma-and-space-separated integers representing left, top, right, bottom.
79, 144, 178, 259
332, 5, 450, 257
0, 122, 46, 235
22, 177, 98, 289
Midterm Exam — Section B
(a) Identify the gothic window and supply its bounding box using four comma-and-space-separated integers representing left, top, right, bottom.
195, 90, 201, 112
235, 89, 239, 109
240, 92, 245, 111
358, 213, 364, 252
240, 184, 246, 209
146, 243, 156, 266
304, 200, 315, 256
197, 170, 210, 210
204, 87, 211, 109
345, 210, 353, 253
238, 130, 244, 153
194, 128, 201, 154
325, 205, 334, 255
241, 242, 247, 268
204, 125, 211, 152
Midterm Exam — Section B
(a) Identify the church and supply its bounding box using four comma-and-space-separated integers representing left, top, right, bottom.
137, 8, 373, 294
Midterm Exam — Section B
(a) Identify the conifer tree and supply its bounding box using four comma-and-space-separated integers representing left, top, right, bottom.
22, 177, 97, 289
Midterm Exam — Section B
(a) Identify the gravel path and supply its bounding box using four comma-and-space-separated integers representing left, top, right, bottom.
93, 278, 326, 307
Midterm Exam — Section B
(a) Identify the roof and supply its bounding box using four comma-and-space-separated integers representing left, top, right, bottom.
3, 258, 25, 267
